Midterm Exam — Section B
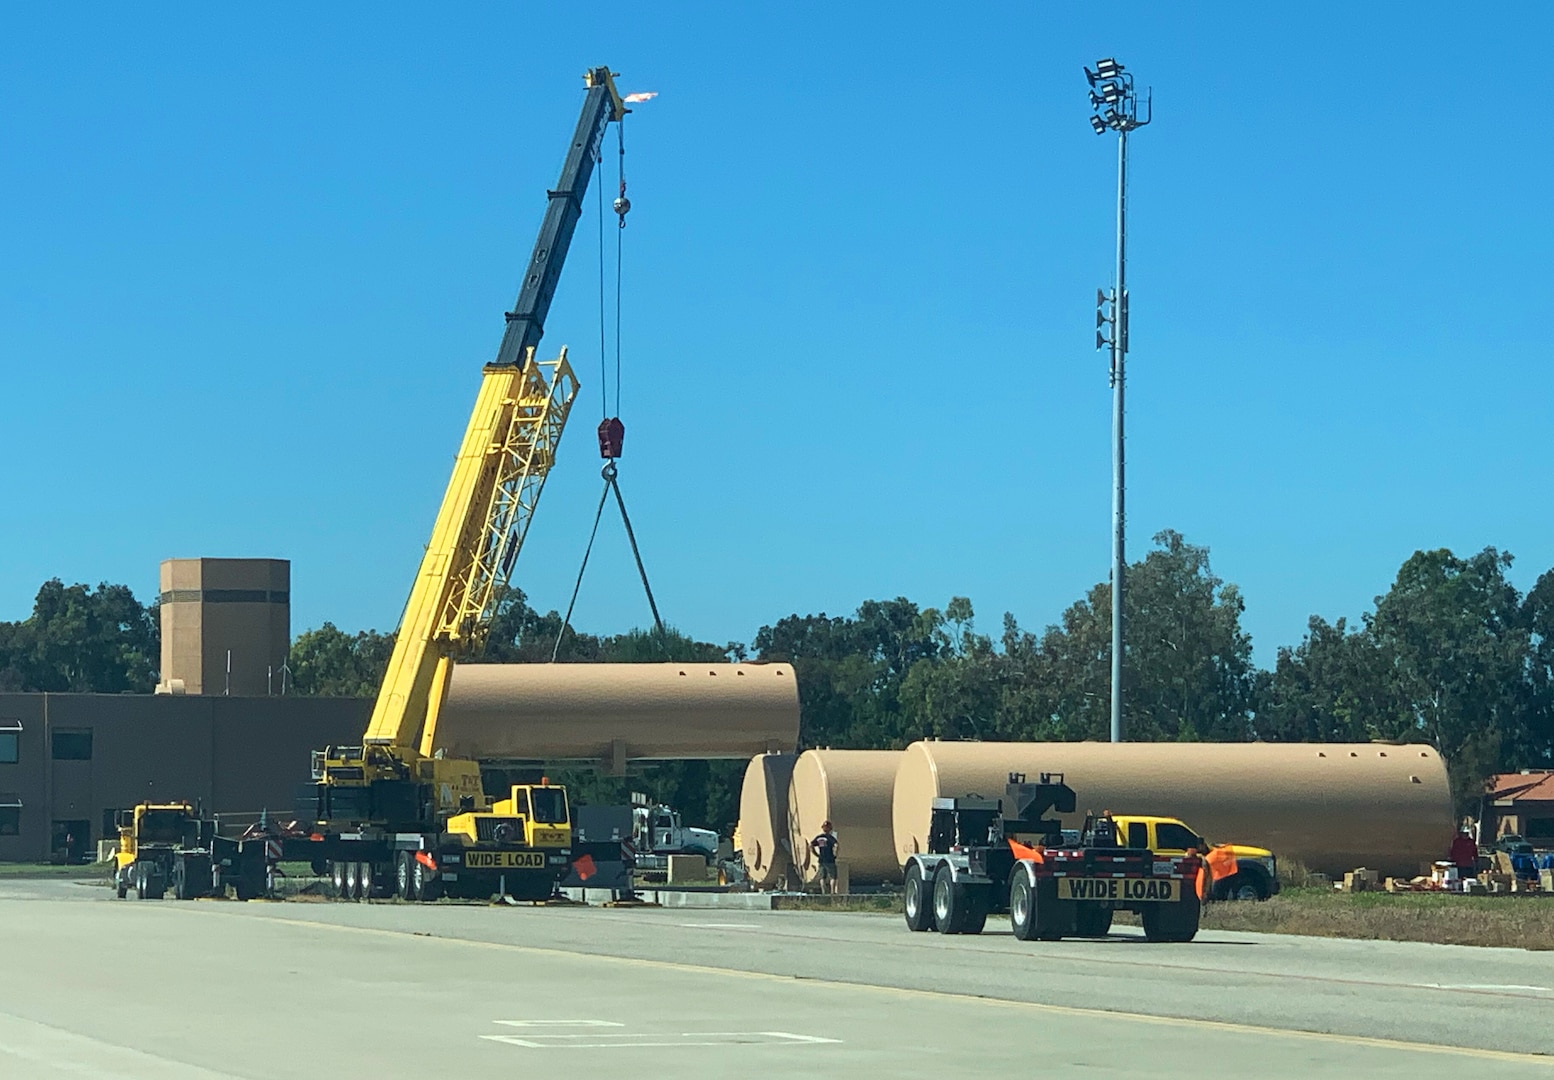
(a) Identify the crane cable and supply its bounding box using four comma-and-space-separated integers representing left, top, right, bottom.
552, 112, 664, 661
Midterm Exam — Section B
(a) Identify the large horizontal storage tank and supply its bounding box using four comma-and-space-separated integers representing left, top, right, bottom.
433, 663, 799, 766
786, 749, 904, 887
737, 752, 798, 889
892, 741, 1454, 879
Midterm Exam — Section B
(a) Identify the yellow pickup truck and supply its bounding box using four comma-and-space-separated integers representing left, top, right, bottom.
1113, 815, 1279, 901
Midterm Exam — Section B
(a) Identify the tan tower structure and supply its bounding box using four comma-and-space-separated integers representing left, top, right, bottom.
157, 559, 290, 696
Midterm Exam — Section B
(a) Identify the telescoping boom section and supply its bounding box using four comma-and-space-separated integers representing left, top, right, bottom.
363, 350, 578, 757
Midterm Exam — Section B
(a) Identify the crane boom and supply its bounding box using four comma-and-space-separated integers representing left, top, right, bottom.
355, 67, 626, 756
494, 67, 627, 369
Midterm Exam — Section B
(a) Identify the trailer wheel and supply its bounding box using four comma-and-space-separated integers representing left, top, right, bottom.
961, 886, 989, 935
903, 862, 934, 932
932, 865, 972, 934
330, 861, 347, 897
395, 853, 412, 900
346, 860, 363, 900
1009, 867, 1039, 940
1074, 905, 1113, 937
173, 858, 193, 901
115, 869, 128, 900
1142, 895, 1200, 943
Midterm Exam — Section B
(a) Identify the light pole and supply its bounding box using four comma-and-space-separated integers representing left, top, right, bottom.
1087, 57, 1150, 743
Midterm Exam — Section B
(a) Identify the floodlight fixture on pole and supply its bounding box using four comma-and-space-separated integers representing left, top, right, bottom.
1085, 56, 1151, 745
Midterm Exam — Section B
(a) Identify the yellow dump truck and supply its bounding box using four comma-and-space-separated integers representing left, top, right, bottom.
1112, 815, 1279, 900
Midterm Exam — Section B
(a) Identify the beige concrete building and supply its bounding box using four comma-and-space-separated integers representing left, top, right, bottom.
159, 558, 290, 695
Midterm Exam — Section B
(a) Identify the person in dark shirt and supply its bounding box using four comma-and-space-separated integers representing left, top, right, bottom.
811, 820, 840, 895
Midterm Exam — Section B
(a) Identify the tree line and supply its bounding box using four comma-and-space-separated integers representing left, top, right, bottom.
3, 530, 1551, 821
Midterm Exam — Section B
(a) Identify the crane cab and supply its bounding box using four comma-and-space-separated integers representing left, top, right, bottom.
447, 782, 571, 850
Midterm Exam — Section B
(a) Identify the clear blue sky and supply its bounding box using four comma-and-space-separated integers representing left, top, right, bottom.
2, 4, 1550, 664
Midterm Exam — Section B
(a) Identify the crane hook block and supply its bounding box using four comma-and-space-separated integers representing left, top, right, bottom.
598, 417, 625, 459
614, 181, 631, 228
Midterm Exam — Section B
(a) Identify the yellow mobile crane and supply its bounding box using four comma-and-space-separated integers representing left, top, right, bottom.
298, 67, 630, 902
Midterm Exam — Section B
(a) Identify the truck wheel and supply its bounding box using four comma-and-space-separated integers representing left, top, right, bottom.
409, 857, 441, 902
1213, 871, 1268, 902
174, 858, 192, 901
961, 886, 989, 935
1074, 905, 1113, 937
1009, 867, 1039, 941
903, 862, 934, 932
345, 860, 363, 900
330, 861, 347, 897
141, 864, 166, 900
115, 869, 128, 899
932, 865, 970, 934
1142, 895, 1200, 943
395, 853, 412, 900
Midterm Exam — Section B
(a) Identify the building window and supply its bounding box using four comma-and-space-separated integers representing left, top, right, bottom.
0, 797, 19, 837
52, 729, 92, 761
0, 720, 19, 764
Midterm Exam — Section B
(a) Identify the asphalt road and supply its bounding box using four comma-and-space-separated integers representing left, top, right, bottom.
2, 879, 1552, 1078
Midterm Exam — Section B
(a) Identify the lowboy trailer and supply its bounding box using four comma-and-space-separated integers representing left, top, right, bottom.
902, 772, 1203, 942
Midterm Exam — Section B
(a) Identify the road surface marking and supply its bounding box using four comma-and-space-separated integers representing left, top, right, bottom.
492, 1019, 623, 1027
482, 1030, 841, 1049
677, 922, 759, 929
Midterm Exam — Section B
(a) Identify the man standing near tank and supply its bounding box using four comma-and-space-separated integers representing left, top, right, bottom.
811, 820, 840, 895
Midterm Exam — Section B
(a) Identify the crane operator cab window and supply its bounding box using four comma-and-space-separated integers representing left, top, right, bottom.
529, 787, 568, 825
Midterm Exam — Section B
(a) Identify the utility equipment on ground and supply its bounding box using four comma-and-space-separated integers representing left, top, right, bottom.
901, 773, 1202, 942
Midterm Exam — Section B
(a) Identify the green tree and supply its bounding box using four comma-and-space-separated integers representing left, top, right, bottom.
1525, 569, 1554, 766
287, 623, 396, 697
0, 579, 159, 692
1367, 548, 1532, 808
753, 597, 944, 748
1253, 616, 1412, 743
898, 598, 1005, 741
1010, 531, 1257, 742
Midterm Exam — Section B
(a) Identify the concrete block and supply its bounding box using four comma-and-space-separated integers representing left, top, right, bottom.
667, 855, 709, 884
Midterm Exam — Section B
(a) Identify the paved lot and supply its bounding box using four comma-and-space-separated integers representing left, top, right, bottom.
1, 879, 1552, 1078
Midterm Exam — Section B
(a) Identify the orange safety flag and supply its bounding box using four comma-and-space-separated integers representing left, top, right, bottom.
414, 851, 437, 871
572, 854, 597, 882
1196, 866, 1208, 901
1205, 844, 1239, 882
1008, 839, 1045, 864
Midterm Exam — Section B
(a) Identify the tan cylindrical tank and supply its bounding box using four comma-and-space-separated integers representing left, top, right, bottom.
737, 753, 798, 889
892, 741, 1454, 879
786, 750, 904, 887
433, 663, 799, 764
